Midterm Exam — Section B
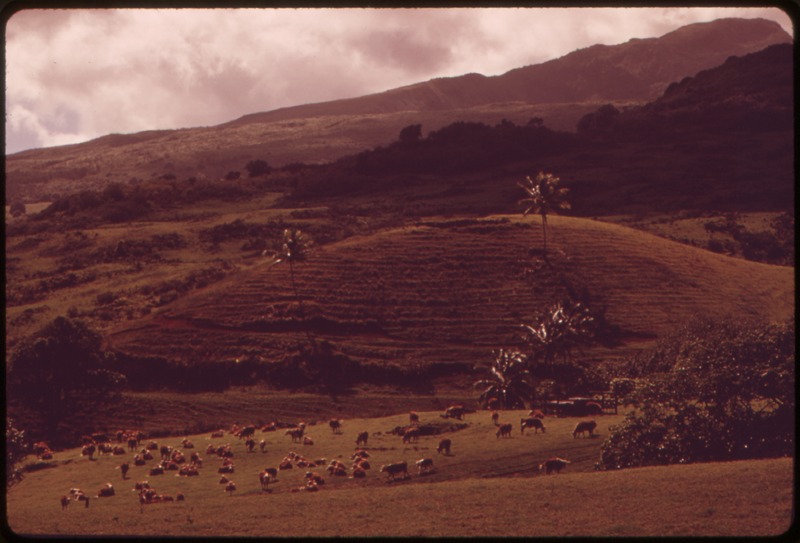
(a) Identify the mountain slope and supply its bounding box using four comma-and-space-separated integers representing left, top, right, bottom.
107, 215, 794, 368
6, 17, 790, 202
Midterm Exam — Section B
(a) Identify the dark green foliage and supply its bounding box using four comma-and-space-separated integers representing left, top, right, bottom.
6, 418, 28, 488
398, 124, 422, 145
600, 318, 794, 469
8, 317, 126, 435
245, 159, 272, 177
224, 171, 241, 181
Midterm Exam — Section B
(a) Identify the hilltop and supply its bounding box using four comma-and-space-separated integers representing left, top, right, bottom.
107, 215, 793, 370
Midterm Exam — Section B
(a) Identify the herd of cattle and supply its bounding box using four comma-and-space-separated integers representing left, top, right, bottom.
47, 407, 599, 509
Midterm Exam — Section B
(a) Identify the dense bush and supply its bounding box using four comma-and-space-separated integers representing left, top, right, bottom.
599, 318, 794, 469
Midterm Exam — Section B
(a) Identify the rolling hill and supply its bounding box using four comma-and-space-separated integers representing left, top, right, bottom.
107, 215, 794, 370
5, 17, 791, 203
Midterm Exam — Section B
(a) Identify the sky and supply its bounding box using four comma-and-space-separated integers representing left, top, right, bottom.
4, 6, 793, 155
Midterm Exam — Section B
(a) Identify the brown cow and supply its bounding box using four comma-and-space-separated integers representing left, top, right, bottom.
286, 428, 304, 443
443, 405, 466, 420
496, 423, 513, 438
539, 457, 571, 474
356, 431, 369, 447
60, 495, 70, 510
225, 481, 237, 496
380, 461, 409, 481
329, 419, 343, 434
96, 483, 115, 498
573, 420, 597, 438
521, 417, 546, 434
416, 458, 434, 475
491, 411, 500, 426
120, 462, 130, 479
437, 438, 452, 455
409, 412, 420, 424
402, 428, 420, 444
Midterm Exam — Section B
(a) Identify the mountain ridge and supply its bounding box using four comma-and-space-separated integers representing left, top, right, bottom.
5, 17, 790, 204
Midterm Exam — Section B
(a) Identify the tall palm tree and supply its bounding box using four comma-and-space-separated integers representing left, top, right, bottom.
272, 229, 312, 343
517, 171, 570, 258
473, 349, 533, 409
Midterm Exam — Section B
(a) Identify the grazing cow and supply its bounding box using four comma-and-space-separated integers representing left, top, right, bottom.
573, 420, 597, 439
160, 445, 172, 460
218, 475, 230, 484
261, 423, 277, 433
437, 438, 452, 455
134, 481, 150, 492
176, 493, 185, 502
443, 405, 466, 420
60, 495, 70, 510
149, 466, 164, 476
146, 441, 159, 450
190, 452, 202, 465
538, 457, 571, 474
353, 459, 371, 470
39, 449, 54, 460
245, 438, 256, 453
352, 449, 370, 460
380, 461, 409, 481
402, 428, 420, 444
259, 470, 273, 490
238, 426, 256, 440
409, 412, 419, 424
211, 430, 224, 438
279, 460, 293, 470
225, 481, 237, 496
416, 458, 434, 475
329, 419, 343, 434
97, 483, 115, 498
521, 417, 546, 434
133, 454, 146, 466
496, 423, 513, 439
81, 444, 96, 460
98, 442, 114, 456
286, 428, 304, 443
127, 437, 138, 451
303, 436, 314, 446
120, 462, 130, 479
356, 431, 369, 447
112, 446, 126, 455
259, 440, 267, 453
218, 464, 235, 474
491, 411, 500, 426
352, 467, 366, 478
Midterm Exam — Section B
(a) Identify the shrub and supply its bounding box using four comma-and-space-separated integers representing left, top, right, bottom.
599, 318, 794, 469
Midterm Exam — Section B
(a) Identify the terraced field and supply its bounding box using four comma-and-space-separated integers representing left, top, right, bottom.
108, 214, 794, 367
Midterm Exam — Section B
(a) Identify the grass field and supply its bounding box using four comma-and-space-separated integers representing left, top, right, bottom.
6, 409, 793, 537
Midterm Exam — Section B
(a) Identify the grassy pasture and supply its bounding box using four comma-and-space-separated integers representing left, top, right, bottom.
6, 409, 793, 537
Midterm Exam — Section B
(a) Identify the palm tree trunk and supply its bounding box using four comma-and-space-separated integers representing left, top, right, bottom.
541, 212, 548, 258
289, 260, 314, 345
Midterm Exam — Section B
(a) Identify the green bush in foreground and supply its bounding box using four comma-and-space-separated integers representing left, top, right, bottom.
600, 318, 794, 469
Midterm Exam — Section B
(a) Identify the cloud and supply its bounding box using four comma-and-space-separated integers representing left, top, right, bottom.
5, 7, 792, 155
